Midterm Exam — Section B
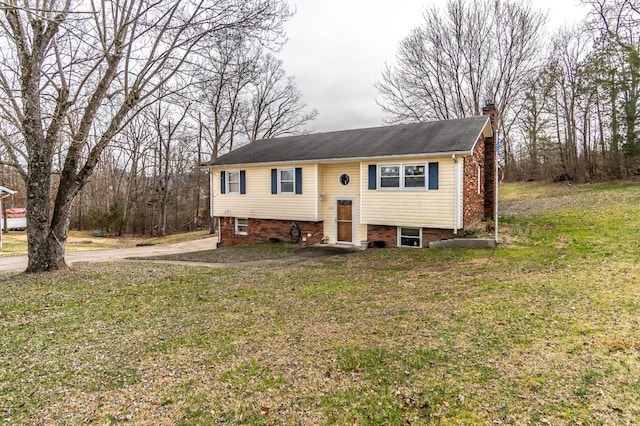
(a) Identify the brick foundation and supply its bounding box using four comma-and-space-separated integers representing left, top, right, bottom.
422, 228, 456, 243
367, 224, 397, 248
218, 217, 323, 245
367, 224, 455, 248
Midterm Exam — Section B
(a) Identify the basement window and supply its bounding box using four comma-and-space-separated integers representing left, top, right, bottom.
398, 227, 422, 248
235, 218, 248, 235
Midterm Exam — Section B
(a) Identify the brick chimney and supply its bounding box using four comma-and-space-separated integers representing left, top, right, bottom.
482, 101, 497, 219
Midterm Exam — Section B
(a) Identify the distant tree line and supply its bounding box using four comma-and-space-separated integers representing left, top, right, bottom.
377, 0, 640, 182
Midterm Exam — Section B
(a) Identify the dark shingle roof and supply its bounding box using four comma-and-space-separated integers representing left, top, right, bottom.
209, 116, 490, 166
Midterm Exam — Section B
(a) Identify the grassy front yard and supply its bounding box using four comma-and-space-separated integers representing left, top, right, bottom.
1, 183, 639, 424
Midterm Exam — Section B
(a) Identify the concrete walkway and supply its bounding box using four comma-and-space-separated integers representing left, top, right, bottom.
0, 237, 217, 275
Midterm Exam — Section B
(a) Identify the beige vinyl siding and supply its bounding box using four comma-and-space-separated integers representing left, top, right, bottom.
316, 164, 325, 221
361, 157, 456, 229
320, 163, 366, 244
211, 165, 317, 221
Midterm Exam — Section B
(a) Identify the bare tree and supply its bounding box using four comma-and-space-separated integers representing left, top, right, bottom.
192, 35, 261, 160
191, 36, 317, 161
376, 0, 547, 173
0, 0, 289, 272
243, 53, 318, 142
147, 96, 190, 237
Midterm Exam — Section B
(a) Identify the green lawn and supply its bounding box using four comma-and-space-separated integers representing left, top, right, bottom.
1, 182, 639, 424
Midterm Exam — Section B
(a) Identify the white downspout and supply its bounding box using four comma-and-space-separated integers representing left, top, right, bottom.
453, 155, 460, 235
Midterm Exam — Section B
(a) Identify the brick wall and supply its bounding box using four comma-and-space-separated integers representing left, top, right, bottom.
422, 228, 456, 244
218, 217, 323, 245
367, 224, 455, 248
463, 135, 485, 228
367, 224, 397, 248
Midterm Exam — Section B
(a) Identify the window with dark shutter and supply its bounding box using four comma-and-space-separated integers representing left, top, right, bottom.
271, 169, 277, 194
368, 165, 377, 190
428, 162, 439, 190
295, 168, 303, 194
240, 170, 246, 194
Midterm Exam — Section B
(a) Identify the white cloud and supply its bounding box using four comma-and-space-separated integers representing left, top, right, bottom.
279, 0, 589, 132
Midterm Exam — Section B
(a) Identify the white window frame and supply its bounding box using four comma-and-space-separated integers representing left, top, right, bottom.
278, 168, 295, 194
404, 164, 426, 188
235, 218, 248, 235
378, 163, 428, 190
398, 227, 422, 248
379, 164, 400, 188
226, 170, 240, 194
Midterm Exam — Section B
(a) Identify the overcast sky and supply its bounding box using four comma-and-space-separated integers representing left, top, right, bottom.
278, 0, 590, 133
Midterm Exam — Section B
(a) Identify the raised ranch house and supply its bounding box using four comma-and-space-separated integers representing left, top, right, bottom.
206, 104, 497, 248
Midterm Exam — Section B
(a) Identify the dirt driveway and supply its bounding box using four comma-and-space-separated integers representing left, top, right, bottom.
0, 237, 217, 275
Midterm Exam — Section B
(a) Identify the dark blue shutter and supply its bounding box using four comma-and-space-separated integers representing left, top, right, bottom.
295, 167, 303, 194
428, 162, 439, 190
271, 169, 277, 194
240, 170, 246, 194
368, 165, 377, 190
220, 171, 226, 194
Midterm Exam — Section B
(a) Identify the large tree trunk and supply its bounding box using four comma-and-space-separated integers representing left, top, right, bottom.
25, 159, 58, 272
26, 154, 79, 272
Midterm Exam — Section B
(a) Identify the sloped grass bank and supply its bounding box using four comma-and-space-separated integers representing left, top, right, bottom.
1, 183, 639, 424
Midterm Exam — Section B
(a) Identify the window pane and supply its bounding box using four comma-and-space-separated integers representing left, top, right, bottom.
235, 218, 248, 234
405, 176, 425, 187
280, 169, 294, 181
404, 165, 424, 176
279, 168, 295, 193
401, 228, 420, 237
227, 171, 240, 193
380, 177, 399, 187
404, 165, 425, 188
380, 165, 401, 188
401, 236, 420, 247
380, 165, 399, 177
